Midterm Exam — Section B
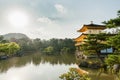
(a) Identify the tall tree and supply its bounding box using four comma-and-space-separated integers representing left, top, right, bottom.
0, 42, 20, 56
103, 10, 120, 28
107, 32, 120, 53
103, 10, 120, 54
81, 33, 109, 63
33, 38, 42, 51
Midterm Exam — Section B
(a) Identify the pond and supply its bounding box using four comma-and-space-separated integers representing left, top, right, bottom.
0, 53, 77, 80
0, 53, 117, 80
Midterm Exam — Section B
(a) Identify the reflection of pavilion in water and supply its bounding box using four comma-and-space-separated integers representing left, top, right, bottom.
0, 53, 76, 73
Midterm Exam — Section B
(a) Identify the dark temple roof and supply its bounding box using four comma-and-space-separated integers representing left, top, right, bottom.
84, 23, 105, 27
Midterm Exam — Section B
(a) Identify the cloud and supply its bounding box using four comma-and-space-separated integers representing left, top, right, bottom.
37, 17, 53, 24
54, 4, 66, 14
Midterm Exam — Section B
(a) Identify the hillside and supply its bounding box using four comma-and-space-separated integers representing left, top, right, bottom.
3, 33, 29, 40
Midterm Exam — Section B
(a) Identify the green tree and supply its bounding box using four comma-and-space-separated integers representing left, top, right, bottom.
41, 38, 75, 54
107, 32, 120, 53
103, 10, 120, 53
32, 38, 42, 51
105, 55, 120, 66
81, 33, 108, 63
17, 38, 35, 52
101, 10, 120, 75
43, 46, 54, 55
60, 47, 70, 54
0, 43, 8, 55
103, 10, 120, 28
105, 55, 120, 74
7, 42, 20, 55
0, 42, 20, 56
59, 68, 91, 80
7, 37, 75, 54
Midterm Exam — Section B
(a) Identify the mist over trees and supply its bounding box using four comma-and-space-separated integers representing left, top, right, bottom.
0, 33, 76, 56
16, 38, 76, 55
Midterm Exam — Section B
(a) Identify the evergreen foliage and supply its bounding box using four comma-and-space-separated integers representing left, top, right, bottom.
107, 32, 120, 53
105, 55, 120, 66
81, 33, 108, 63
2, 37, 76, 55
59, 68, 91, 80
103, 10, 120, 28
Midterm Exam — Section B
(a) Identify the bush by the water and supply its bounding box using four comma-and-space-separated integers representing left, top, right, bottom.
105, 55, 120, 66
59, 68, 91, 80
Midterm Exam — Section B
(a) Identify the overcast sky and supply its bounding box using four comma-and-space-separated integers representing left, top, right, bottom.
0, 0, 120, 39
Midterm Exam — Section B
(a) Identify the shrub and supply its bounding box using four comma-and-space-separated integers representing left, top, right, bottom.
105, 55, 120, 66
59, 68, 91, 80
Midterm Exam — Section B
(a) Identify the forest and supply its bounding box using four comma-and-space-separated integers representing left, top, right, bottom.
0, 35, 76, 58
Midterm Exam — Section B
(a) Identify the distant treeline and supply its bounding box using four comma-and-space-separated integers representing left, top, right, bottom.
1, 36, 76, 56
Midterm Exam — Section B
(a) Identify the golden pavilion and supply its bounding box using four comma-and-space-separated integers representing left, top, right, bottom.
75, 22, 106, 51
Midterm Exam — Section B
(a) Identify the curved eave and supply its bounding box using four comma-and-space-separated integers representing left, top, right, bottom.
74, 33, 87, 42
77, 24, 106, 32
77, 25, 87, 32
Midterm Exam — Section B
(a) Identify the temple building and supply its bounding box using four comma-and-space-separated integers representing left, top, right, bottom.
74, 22, 108, 59
75, 22, 106, 50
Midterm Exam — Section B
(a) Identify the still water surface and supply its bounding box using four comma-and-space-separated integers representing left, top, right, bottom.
0, 53, 116, 80
0, 53, 77, 80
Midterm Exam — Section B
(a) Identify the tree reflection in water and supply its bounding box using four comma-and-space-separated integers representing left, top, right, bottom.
0, 53, 117, 80
0, 53, 76, 73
